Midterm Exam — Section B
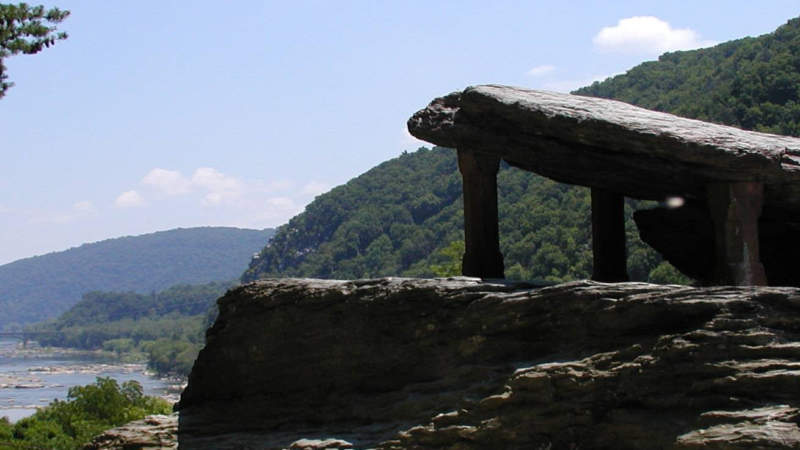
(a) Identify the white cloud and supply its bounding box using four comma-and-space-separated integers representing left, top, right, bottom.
24, 201, 97, 226
526, 65, 556, 77
191, 168, 243, 192
128, 166, 331, 226
202, 192, 224, 206
192, 168, 245, 206
301, 181, 330, 197
593, 16, 716, 54
115, 190, 146, 208
138, 167, 254, 207
142, 168, 191, 195
247, 197, 303, 225
266, 197, 296, 209
73, 200, 95, 213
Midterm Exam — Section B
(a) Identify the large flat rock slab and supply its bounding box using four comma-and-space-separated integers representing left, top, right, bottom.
408, 85, 800, 218
176, 277, 800, 449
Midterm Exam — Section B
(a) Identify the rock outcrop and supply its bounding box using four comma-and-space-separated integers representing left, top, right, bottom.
84, 414, 177, 449
407, 85, 800, 206
407, 85, 800, 285
634, 201, 800, 287
174, 277, 800, 449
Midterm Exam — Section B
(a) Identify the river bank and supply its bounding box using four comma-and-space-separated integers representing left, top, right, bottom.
0, 338, 184, 422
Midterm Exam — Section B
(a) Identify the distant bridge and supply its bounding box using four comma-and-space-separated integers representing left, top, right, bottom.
0, 331, 60, 337
0, 331, 60, 346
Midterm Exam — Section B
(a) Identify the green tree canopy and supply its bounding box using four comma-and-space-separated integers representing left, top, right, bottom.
0, 377, 171, 449
575, 17, 800, 137
27, 280, 231, 376
0, 2, 69, 98
242, 147, 672, 285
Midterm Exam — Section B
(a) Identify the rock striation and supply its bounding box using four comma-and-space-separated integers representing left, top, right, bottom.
175, 277, 800, 449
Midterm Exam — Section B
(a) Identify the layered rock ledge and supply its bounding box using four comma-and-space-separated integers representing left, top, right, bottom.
174, 277, 800, 449
407, 85, 800, 285
407, 85, 800, 206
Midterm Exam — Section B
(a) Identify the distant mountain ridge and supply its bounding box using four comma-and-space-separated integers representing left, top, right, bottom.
0, 226, 274, 330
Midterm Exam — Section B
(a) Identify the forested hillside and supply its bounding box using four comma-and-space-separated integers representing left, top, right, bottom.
242, 147, 680, 284
0, 227, 273, 331
575, 17, 800, 137
29, 281, 230, 376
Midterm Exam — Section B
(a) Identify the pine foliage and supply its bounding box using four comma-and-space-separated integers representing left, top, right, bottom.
0, 3, 69, 98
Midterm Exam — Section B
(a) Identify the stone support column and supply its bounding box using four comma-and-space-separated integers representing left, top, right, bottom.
591, 188, 629, 282
707, 182, 767, 285
457, 149, 504, 279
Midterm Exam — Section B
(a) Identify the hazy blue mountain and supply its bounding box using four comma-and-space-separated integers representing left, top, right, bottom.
0, 227, 273, 330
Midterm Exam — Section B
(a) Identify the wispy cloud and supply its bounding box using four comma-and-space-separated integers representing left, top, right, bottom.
247, 196, 303, 225
191, 168, 245, 206
141, 167, 257, 206
23, 200, 98, 226
73, 200, 95, 213
593, 16, 716, 54
142, 168, 191, 195
526, 65, 556, 77
114, 190, 146, 208
301, 181, 330, 197
127, 167, 335, 227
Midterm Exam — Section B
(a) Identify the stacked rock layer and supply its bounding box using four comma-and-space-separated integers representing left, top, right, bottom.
174, 278, 800, 449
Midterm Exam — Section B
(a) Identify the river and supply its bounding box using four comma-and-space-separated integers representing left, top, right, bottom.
0, 338, 182, 423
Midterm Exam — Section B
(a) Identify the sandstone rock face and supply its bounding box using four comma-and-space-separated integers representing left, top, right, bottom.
83, 414, 177, 449
176, 278, 800, 449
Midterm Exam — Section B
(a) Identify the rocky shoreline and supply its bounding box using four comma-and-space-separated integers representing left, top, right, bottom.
0, 340, 185, 421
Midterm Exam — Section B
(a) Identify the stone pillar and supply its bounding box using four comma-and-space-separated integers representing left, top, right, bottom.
458, 149, 504, 279
591, 188, 628, 282
707, 182, 767, 285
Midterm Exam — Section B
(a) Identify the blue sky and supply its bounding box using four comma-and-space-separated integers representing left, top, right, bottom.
1, 0, 798, 265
